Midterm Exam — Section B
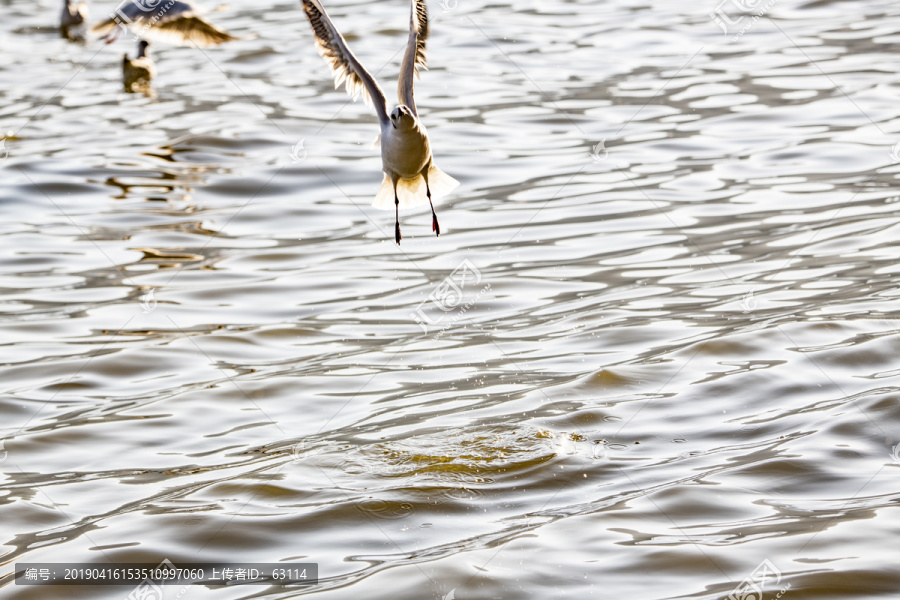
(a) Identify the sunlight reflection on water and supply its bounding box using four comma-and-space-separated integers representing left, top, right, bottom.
2, 0, 900, 598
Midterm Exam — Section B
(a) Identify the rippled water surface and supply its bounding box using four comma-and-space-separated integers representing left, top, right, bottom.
3, 0, 900, 597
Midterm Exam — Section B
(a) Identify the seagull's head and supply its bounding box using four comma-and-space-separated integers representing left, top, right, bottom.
390, 105, 415, 130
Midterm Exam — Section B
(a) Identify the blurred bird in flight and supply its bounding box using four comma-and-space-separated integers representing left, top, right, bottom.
91, 0, 237, 47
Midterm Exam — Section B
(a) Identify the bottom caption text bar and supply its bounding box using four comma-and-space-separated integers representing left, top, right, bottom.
15, 562, 317, 586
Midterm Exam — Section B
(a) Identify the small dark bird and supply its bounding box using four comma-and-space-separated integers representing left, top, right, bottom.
60, 0, 89, 41
123, 40, 156, 93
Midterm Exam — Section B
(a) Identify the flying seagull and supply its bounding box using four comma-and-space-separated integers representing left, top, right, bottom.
91, 0, 237, 47
301, 0, 458, 244
60, 0, 89, 41
123, 40, 156, 93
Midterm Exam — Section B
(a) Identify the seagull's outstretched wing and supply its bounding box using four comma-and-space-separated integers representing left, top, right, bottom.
90, 1, 236, 47
398, 0, 428, 116
301, 0, 388, 126
149, 16, 237, 46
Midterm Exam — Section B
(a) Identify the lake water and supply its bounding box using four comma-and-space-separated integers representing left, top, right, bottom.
2, 0, 900, 598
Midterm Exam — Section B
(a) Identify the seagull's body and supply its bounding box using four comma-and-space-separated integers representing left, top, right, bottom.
301, 0, 458, 244
60, 0, 89, 41
91, 0, 237, 47
123, 40, 156, 93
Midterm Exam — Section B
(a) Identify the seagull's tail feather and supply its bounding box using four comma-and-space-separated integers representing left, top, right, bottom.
373, 174, 423, 210
426, 164, 459, 201
373, 174, 394, 210
372, 166, 458, 211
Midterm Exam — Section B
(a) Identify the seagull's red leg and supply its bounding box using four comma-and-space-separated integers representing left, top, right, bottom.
422, 168, 439, 237
105, 24, 123, 44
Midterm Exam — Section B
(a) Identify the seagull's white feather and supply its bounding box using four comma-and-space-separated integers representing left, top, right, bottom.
301, 0, 389, 126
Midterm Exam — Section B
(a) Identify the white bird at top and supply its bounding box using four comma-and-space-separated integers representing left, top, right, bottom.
300, 0, 459, 245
